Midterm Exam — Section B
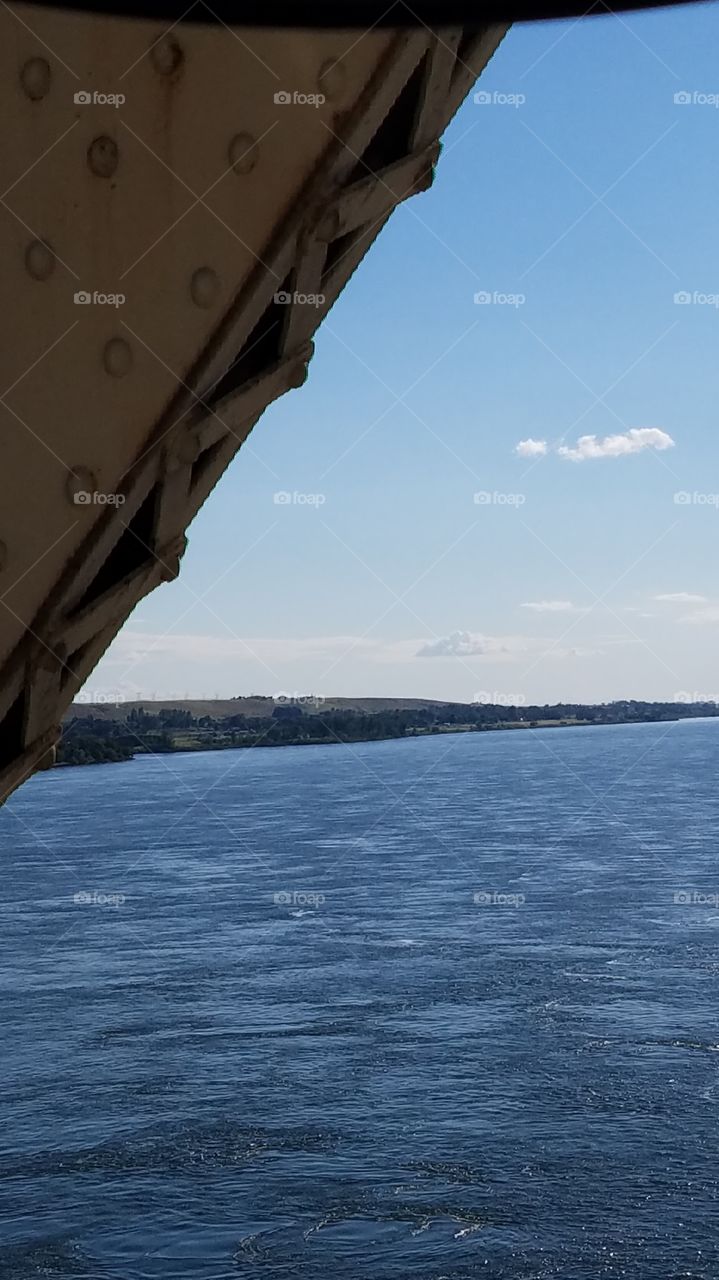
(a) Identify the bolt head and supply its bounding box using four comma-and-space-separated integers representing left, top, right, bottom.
228, 133, 258, 176
103, 338, 132, 377
150, 34, 184, 77
25, 239, 55, 281
20, 57, 51, 101
87, 135, 119, 179
190, 267, 220, 309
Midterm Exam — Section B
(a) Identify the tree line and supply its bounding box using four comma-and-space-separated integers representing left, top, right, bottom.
55, 699, 719, 767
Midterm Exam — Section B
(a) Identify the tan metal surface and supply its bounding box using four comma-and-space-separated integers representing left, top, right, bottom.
0, 5, 508, 802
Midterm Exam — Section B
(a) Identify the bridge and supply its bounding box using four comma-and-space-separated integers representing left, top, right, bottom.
0, 5, 509, 802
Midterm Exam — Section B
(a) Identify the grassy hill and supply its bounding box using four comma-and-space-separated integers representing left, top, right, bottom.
65, 696, 456, 722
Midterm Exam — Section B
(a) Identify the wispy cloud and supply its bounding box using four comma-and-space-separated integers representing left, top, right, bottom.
655, 592, 708, 604
104, 630, 421, 667
415, 628, 617, 661
520, 600, 587, 614
679, 605, 719, 625
557, 428, 674, 462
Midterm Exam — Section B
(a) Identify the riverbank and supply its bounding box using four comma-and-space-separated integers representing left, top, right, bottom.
56, 699, 718, 767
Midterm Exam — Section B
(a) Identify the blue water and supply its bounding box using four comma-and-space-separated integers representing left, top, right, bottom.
1, 720, 718, 1278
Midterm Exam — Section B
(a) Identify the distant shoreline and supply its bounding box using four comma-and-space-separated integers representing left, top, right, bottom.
55, 700, 718, 768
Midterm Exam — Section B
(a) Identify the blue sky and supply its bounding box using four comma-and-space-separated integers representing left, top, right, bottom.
91, 3, 719, 706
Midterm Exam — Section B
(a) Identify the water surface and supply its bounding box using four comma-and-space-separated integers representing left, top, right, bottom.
1, 721, 718, 1278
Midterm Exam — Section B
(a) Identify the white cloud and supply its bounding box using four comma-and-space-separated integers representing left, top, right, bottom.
514, 437, 548, 458
520, 600, 586, 614
557, 428, 674, 462
655, 592, 708, 604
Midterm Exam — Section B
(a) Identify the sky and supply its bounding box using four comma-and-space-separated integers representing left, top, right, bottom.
89, 2, 719, 708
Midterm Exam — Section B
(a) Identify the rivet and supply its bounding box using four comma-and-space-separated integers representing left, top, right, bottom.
0, 540, 7, 572
103, 337, 132, 377
25, 239, 56, 281
190, 266, 219, 309
318, 58, 346, 103
87, 135, 118, 179
20, 57, 51, 101
66, 467, 98, 505
228, 132, 258, 176
150, 34, 184, 77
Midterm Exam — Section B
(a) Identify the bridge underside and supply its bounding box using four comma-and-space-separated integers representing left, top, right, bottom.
0, 7, 507, 803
